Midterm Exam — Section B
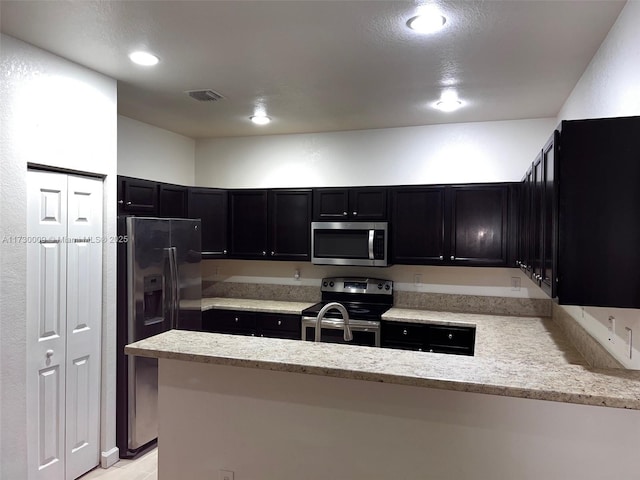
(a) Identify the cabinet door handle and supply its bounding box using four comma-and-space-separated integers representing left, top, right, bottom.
277, 320, 282, 326
126, 201, 132, 206
262, 251, 266, 256
46, 349, 54, 358
439, 255, 443, 260
234, 317, 239, 322
402, 329, 408, 335
450, 255, 455, 260
448, 333, 453, 340
118, 200, 124, 205
353, 211, 358, 216
271, 251, 275, 256
343, 211, 348, 216
223, 250, 227, 255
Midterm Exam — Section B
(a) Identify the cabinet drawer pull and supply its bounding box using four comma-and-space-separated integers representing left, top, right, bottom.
234, 317, 239, 322
277, 320, 282, 326
450, 255, 455, 260
439, 255, 443, 260
402, 329, 408, 335
223, 249, 227, 255
448, 333, 453, 340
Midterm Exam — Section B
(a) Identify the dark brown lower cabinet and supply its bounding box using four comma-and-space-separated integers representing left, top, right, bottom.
381, 322, 475, 356
202, 309, 301, 340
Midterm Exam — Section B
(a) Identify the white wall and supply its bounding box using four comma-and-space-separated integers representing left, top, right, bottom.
0, 34, 118, 478
554, 1, 640, 368
160, 360, 640, 480
195, 117, 556, 188
557, 0, 640, 121
117, 115, 195, 185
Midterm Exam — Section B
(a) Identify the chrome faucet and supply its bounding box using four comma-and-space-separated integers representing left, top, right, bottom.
315, 302, 353, 342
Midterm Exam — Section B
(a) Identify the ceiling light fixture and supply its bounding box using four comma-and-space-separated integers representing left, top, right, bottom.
128, 51, 160, 66
250, 115, 271, 125
407, 11, 446, 33
434, 91, 464, 112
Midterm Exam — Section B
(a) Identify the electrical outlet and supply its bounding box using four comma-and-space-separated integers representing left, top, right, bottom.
608, 316, 616, 343
294, 268, 300, 280
511, 277, 521, 291
414, 274, 422, 286
220, 469, 234, 480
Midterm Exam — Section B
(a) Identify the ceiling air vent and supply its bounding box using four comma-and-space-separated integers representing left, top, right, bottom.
185, 89, 225, 102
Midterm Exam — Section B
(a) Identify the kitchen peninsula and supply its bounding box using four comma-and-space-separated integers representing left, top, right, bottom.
126, 308, 640, 480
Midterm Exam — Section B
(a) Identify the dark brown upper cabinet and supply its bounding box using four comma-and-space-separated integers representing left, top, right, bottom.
391, 187, 445, 264
229, 189, 311, 260
117, 176, 158, 216
187, 188, 228, 258
448, 185, 510, 266
268, 189, 312, 261
158, 183, 187, 218
313, 187, 387, 221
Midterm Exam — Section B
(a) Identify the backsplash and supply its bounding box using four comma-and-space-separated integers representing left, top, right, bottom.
203, 280, 551, 317
394, 291, 552, 317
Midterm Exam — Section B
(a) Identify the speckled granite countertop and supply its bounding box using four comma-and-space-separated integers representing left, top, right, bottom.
126, 323, 640, 410
201, 297, 314, 314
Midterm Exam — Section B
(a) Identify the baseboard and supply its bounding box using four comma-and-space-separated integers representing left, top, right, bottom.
101, 446, 120, 468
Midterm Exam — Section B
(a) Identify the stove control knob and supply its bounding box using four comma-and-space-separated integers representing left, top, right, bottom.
323, 281, 328, 287
385, 284, 390, 290
329, 281, 334, 287
378, 283, 383, 289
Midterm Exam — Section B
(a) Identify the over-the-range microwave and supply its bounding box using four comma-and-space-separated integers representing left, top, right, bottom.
311, 221, 389, 267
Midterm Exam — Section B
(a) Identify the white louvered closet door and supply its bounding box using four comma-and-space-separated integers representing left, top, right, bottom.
27, 170, 103, 480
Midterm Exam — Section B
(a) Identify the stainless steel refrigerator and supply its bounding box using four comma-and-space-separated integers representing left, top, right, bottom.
116, 217, 201, 458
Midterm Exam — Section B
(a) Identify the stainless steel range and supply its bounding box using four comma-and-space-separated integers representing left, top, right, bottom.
301, 277, 393, 347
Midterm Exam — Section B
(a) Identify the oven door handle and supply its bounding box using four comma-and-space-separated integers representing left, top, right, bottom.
368, 229, 374, 260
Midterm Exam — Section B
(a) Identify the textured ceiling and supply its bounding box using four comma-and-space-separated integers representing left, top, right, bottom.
0, 0, 626, 138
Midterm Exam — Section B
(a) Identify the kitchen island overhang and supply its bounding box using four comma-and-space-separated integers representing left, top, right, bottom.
126, 330, 640, 480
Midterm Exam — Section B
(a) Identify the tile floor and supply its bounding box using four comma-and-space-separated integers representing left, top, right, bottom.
80, 448, 158, 480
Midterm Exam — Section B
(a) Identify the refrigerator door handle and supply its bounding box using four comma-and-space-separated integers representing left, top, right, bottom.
166, 246, 178, 330
170, 246, 180, 328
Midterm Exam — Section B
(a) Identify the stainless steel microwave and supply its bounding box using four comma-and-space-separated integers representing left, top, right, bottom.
311, 222, 389, 266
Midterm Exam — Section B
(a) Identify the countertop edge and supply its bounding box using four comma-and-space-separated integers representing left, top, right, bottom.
125, 340, 640, 411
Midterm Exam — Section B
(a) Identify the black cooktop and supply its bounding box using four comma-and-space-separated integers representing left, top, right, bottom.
301, 301, 391, 321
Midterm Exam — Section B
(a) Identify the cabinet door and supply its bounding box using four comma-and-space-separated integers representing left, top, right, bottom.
349, 188, 388, 220
449, 185, 508, 265
229, 190, 268, 258
313, 188, 350, 220
158, 183, 187, 218
118, 176, 158, 215
268, 190, 311, 260
188, 188, 228, 257
391, 187, 445, 264
531, 155, 544, 283
517, 170, 531, 273
541, 132, 558, 297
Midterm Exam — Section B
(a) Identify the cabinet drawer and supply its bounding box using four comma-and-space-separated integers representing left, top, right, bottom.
257, 314, 300, 333
428, 325, 475, 354
382, 322, 427, 344
203, 310, 256, 334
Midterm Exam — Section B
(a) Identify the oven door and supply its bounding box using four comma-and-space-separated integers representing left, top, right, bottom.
301, 317, 381, 347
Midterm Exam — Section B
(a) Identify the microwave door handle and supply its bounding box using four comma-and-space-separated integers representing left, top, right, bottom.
368, 230, 374, 260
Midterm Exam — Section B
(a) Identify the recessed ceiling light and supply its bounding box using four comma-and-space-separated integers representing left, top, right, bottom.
250, 115, 271, 125
407, 12, 446, 33
129, 51, 160, 66
433, 91, 464, 112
